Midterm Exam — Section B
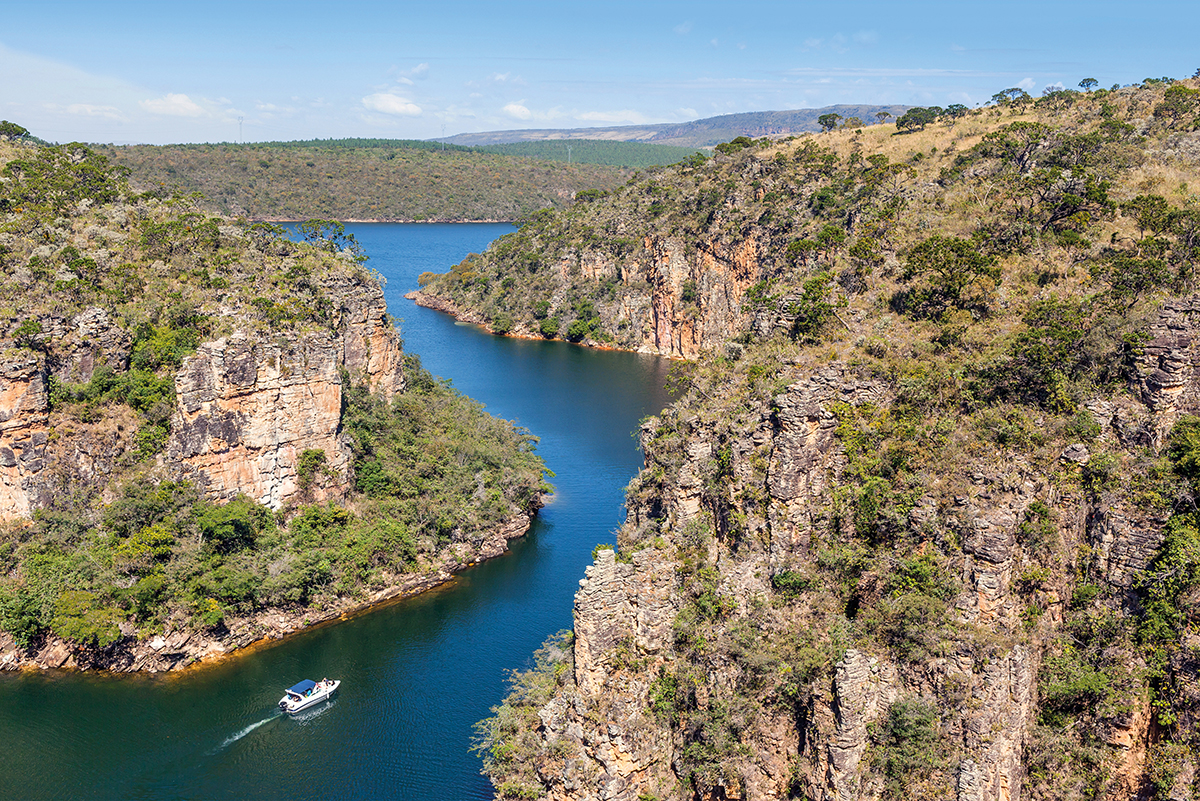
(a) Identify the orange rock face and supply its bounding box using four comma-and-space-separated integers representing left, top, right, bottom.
0, 356, 49, 518
167, 333, 351, 509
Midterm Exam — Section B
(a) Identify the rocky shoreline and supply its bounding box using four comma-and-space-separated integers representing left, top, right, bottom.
0, 512, 535, 674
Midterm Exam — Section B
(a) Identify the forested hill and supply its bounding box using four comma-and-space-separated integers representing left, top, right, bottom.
98, 141, 631, 222
434, 79, 1200, 800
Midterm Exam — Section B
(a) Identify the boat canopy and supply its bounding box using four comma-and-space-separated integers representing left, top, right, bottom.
286, 679, 317, 696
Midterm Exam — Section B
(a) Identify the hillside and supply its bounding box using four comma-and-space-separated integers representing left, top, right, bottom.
475, 140, 701, 169
96, 141, 630, 222
0, 138, 549, 671
424, 82, 1200, 799
440, 105, 912, 148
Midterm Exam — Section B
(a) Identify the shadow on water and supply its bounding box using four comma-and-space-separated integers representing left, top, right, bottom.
0, 223, 673, 800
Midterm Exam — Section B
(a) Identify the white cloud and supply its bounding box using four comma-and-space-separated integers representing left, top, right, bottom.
491, 72, 511, 83
65, 103, 124, 120
674, 21, 692, 35
502, 102, 532, 120
853, 30, 878, 45
362, 92, 422, 116
1017, 77, 1036, 90
139, 93, 206, 117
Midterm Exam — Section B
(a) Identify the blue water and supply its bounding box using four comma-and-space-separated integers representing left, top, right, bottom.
0, 223, 673, 800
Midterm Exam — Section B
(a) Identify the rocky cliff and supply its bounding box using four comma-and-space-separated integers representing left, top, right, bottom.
474, 82, 1200, 801
0, 138, 549, 672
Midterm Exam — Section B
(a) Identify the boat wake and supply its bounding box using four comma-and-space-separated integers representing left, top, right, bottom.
211, 713, 280, 753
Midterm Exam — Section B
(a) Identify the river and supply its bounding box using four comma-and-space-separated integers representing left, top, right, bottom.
0, 223, 673, 800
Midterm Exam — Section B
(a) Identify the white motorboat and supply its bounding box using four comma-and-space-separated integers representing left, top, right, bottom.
278, 678, 340, 714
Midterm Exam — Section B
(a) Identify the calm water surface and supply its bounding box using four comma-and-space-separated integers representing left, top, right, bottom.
0, 223, 673, 800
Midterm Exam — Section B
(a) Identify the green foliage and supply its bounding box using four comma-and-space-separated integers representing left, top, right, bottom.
786, 272, 835, 343
12, 318, 43, 350
474, 631, 573, 794
0, 120, 30, 138
0, 143, 128, 216
1153, 84, 1200, 128
873, 697, 948, 800
1137, 511, 1200, 648
896, 235, 1000, 318
714, 136, 753, 155
196, 495, 272, 553
50, 590, 122, 648
343, 356, 549, 543
1038, 644, 1115, 726
895, 107, 943, 132
296, 449, 328, 495
297, 219, 366, 262
817, 114, 842, 132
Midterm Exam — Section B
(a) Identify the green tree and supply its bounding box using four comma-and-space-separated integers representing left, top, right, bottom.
875, 111, 892, 123
899, 235, 1000, 315
0, 120, 30, 138
1079, 78, 1099, 91
50, 591, 122, 648
297, 219, 366, 262
896, 107, 941, 132
1153, 84, 1200, 128
818, 113, 842, 132
1123, 195, 1173, 238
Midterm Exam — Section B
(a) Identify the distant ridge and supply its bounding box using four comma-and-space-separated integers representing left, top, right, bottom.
439, 105, 913, 149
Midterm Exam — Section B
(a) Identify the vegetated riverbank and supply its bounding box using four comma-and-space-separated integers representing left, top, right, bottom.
0, 137, 550, 675
0, 512, 534, 673
437, 79, 1200, 800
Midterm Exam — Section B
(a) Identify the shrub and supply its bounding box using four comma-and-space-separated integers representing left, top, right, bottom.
50, 590, 122, 648
196, 495, 272, 552
874, 697, 948, 800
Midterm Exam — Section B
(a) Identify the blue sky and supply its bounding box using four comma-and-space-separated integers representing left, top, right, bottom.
2, 0, 1197, 145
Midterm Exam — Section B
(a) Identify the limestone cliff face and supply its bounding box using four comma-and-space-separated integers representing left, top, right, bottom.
166, 333, 352, 509
165, 269, 404, 510
0, 275, 405, 518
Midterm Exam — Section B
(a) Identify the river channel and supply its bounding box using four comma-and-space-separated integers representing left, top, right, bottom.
0, 223, 674, 800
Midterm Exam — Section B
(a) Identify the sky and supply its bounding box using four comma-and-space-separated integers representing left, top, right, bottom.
2, 0, 1198, 145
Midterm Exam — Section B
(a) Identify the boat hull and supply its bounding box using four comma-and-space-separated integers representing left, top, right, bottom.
278, 680, 340, 714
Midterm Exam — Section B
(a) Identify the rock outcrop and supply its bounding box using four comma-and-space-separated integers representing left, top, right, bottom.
491, 320, 1198, 800
166, 333, 353, 509
0, 355, 49, 518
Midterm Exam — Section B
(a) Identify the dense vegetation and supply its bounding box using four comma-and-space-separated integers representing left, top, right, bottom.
474, 140, 701, 169
461, 78, 1200, 799
98, 141, 630, 222
0, 137, 549, 659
